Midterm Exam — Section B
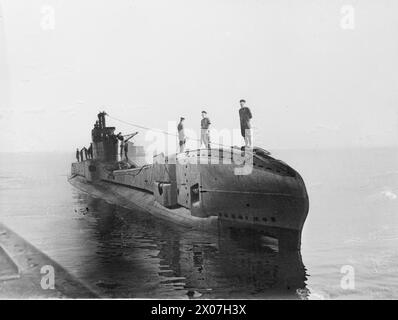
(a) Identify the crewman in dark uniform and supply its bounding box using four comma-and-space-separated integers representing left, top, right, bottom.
238, 99, 253, 148
92, 121, 100, 142
87, 144, 93, 159
76, 148, 80, 162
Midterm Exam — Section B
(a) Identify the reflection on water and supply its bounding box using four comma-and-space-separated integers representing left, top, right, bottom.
71, 190, 307, 299
4, 150, 396, 298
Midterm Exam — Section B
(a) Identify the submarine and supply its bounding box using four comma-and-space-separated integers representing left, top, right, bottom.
68, 112, 309, 250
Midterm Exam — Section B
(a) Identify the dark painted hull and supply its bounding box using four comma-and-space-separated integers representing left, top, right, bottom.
69, 146, 309, 250
69, 170, 308, 251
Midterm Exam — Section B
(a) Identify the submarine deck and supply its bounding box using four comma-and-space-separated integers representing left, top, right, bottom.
69, 175, 219, 231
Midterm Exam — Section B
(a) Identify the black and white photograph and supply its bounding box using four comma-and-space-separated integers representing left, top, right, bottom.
0, 0, 398, 304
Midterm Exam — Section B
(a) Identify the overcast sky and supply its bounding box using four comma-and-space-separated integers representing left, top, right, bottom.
0, 0, 397, 152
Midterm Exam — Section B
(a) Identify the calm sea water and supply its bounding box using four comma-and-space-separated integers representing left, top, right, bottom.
1, 148, 398, 299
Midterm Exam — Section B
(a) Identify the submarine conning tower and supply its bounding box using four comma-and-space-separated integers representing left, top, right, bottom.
91, 111, 118, 162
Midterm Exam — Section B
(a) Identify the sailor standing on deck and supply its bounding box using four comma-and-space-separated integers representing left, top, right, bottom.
200, 111, 211, 149
87, 143, 93, 159
83, 147, 88, 160
239, 99, 253, 148
116, 132, 124, 160
177, 117, 186, 153
76, 148, 80, 162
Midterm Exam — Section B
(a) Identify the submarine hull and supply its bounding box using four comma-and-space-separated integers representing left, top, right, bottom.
69, 147, 309, 250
